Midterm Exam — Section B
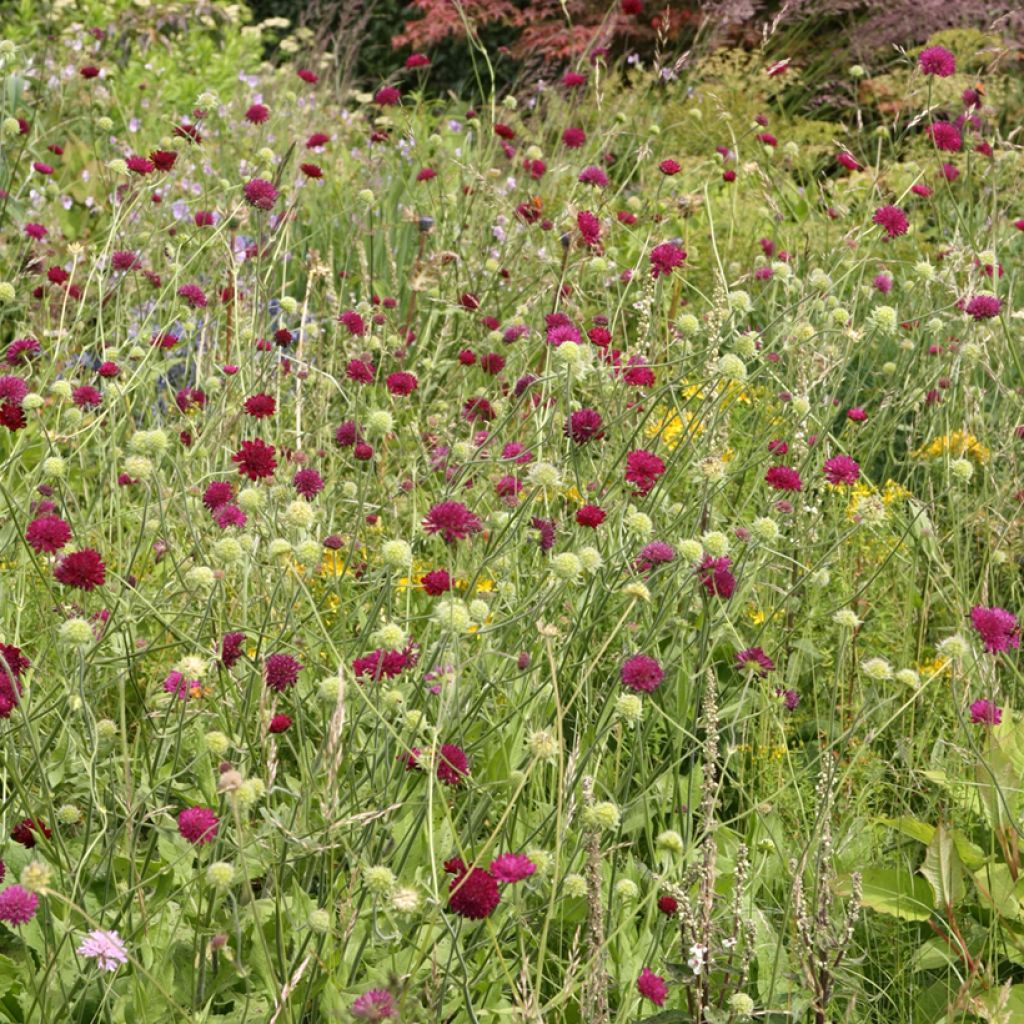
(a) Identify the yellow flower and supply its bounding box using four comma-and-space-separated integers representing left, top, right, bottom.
747, 606, 766, 625
911, 431, 990, 464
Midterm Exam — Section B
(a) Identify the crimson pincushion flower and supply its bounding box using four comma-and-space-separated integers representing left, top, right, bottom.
823, 455, 860, 485
265, 653, 302, 692
244, 393, 276, 418
293, 468, 324, 499
578, 165, 608, 187
562, 126, 586, 148
243, 178, 279, 210
965, 294, 1001, 320
178, 284, 207, 308
232, 438, 277, 480
565, 408, 604, 444
736, 646, 774, 676
0, 885, 39, 926
386, 371, 418, 396
245, 102, 269, 124
577, 210, 601, 247
420, 569, 452, 596
54, 549, 106, 590
448, 866, 500, 919
72, 385, 102, 409
621, 654, 664, 693
919, 45, 956, 77
926, 122, 962, 153
970, 606, 1020, 654
637, 967, 668, 1006
25, 515, 71, 553
624, 449, 665, 497
489, 853, 536, 883
221, 631, 244, 668
576, 505, 606, 528
436, 743, 470, 786
203, 481, 234, 511
698, 555, 736, 598
649, 242, 686, 278
873, 205, 909, 238
422, 501, 482, 543
11, 818, 50, 848
765, 465, 803, 492
177, 806, 219, 845
0, 643, 29, 719
970, 699, 1002, 725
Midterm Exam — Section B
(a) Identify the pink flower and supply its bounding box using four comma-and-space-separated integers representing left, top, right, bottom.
0, 885, 39, 926
578, 165, 608, 187
823, 455, 860, 485
965, 294, 1001, 320
625, 449, 665, 496
970, 606, 1020, 654
621, 654, 664, 693
177, 807, 219, 845
76, 929, 128, 971
637, 967, 668, 1006
736, 647, 774, 675
243, 178, 278, 210
650, 242, 686, 278
422, 501, 482, 543
351, 989, 396, 1020
489, 853, 536, 883
873, 205, 908, 238
926, 122, 962, 152
969, 699, 1002, 725
698, 556, 736, 598
919, 46, 956, 77
437, 743, 470, 786
764, 465, 802, 492
265, 653, 302, 692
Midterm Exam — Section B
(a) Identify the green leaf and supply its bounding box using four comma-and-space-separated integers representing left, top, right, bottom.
851, 868, 935, 921
974, 862, 1021, 920
921, 822, 966, 911
639, 1013, 690, 1024
878, 816, 935, 845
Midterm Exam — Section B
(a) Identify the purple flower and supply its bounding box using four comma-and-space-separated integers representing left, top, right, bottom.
351, 989, 396, 1020
823, 455, 860, 486
77, 929, 129, 971
621, 654, 664, 693
736, 647, 774, 675
489, 853, 536, 883
698, 556, 736, 598
0, 885, 39, 926
965, 294, 1001, 320
970, 606, 1020, 654
919, 46, 956, 77
969, 699, 1002, 725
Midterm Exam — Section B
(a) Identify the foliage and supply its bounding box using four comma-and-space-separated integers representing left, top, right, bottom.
0, 7, 1021, 1024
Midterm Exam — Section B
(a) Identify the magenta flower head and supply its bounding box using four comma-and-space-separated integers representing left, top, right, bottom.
422, 501, 482, 543
764, 465, 802, 492
232, 438, 277, 480
969, 699, 1002, 725
177, 806, 219, 845
625, 449, 665, 496
698, 556, 736, 598
823, 455, 860, 485
565, 408, 604, 444
0, 885, 39, 926
970, 606, 1020, 654
650, 242, 686, 278
436, 743, 470, 786
919, 45, 956, 77
621, 654, 664, 693
25, 515, 72, 553
637, 967, 668, 1006
448, 866, 500, 919
578, 165, 608, 187
873, 205, 909, 238
736, 647, 774, 676
351, 989, 396, 1020
489, 853, 536, 883
54, 548, 106, 590
243, 178, 278, 210
965, 294, 1001, 320
265, 653, 302, 692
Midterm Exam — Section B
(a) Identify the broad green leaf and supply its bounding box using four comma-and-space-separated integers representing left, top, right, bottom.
850, 868, 934, 921
973, 861, 1021, 919
921, 823, 965, 911
878, 816, 935, 845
